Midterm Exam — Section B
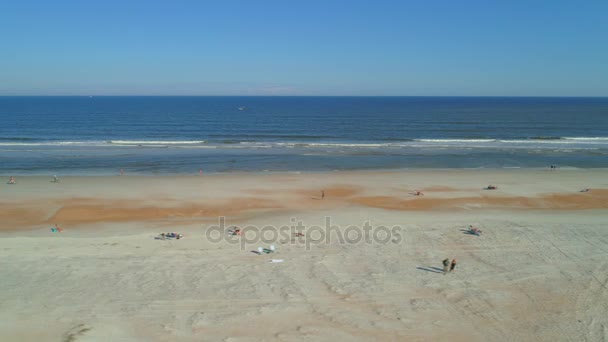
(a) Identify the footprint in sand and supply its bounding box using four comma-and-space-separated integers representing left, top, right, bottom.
63, 324, 93, 342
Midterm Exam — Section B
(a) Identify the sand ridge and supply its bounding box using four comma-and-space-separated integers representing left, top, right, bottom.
48, 197, 284, 225
1, 185, 606, 230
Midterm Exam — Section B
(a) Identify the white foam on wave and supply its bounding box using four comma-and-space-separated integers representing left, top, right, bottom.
0, 141, 106, 146
108, 140, 207, 145
2, 137, 607, 149
501, 139, 607, 144
274, 141, 422, 148
414, 139, 496, 143
563, 137, 608, 141
275, 142, 386, 148
165, 145, 219, 149
214, 139, 608, 150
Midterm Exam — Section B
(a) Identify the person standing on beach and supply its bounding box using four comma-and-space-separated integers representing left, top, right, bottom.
321, 190, 325, 199
450, 259, 457, 273
199, 169, 203, 175
442, 258, 450, 274
120, 169, 124, 175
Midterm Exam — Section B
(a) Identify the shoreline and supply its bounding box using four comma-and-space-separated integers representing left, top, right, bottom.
2, 165, 607, 176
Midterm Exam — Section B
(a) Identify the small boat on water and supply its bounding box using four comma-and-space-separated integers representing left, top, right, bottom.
238, 107, 246, 111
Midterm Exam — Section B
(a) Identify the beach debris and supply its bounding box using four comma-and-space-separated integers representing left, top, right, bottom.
254, 245, 276, 255
269, 259, 284, 263
263, 245, 276, 254
485, 184, 498, 190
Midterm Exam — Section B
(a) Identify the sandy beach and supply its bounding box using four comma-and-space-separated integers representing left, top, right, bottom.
1, 169, 607, 341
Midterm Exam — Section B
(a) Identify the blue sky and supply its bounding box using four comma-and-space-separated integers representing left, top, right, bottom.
1, 0, 607, 96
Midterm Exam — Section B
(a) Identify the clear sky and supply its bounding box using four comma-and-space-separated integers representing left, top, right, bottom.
1, 0, 607, 96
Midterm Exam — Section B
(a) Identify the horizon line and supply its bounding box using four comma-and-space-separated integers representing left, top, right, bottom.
1, 95, 608, 98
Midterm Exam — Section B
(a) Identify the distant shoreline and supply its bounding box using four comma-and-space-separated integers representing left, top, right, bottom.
2, 95, 608, 98
2, 166, 608, 178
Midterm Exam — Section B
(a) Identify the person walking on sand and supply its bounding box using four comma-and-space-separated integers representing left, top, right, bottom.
120, 169, 124, 175
450, 259, 457, 273
321, 190, 325, 199
199, 168, 203, 175
442, 258, 450, 274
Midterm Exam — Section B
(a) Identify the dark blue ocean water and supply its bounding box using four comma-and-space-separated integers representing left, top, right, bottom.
1, 96, 607, 175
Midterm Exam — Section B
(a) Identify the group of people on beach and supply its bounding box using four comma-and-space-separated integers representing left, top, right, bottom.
157, 232, 183, 240
228, 227, 242, 236
6, 176, 61, 184
442, 258, 457, 274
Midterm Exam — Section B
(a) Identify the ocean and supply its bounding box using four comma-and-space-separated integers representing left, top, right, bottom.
1, 96, 607, 175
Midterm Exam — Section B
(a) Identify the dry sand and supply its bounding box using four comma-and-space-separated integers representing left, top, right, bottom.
0, 169, 607, 341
